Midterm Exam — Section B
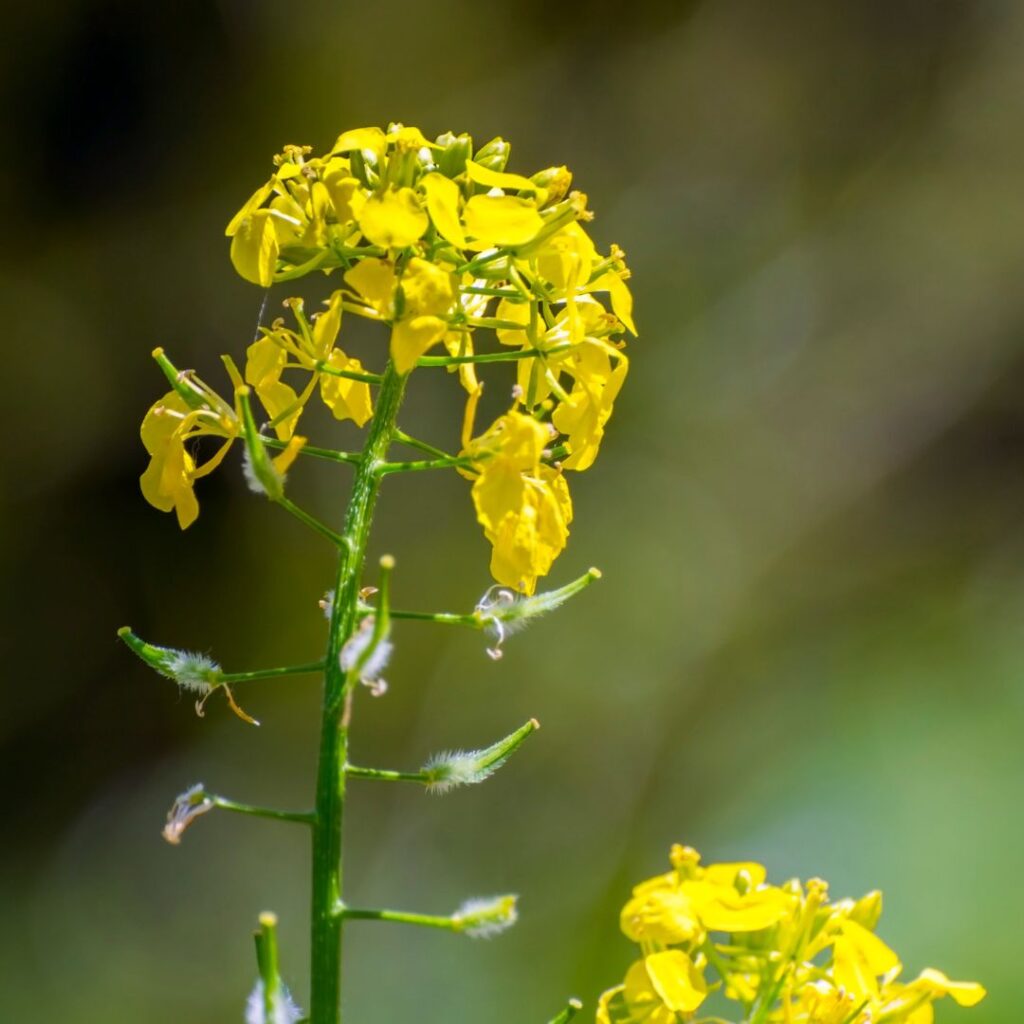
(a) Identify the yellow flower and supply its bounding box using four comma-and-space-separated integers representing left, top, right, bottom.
597, 953, 707, 1024
390, 257, 457, 372
244, 291, 373, 437
463, 411, 572, 594
599, 845, 985, 1024
139, 357, 240, 528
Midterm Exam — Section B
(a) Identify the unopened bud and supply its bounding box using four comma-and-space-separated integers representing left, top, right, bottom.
531, 165, 573, 206
850, 889, 883, 930
473, 137, 510, 173
436, 131, 473, 178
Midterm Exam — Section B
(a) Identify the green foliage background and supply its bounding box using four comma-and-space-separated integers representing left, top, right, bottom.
2, 1, 1021, 1020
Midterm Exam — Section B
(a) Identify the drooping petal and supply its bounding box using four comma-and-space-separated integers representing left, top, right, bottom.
421, 172, 466, 248
390, 315, 449, 374
320, 350, 373, 425
230, 209, 279, 286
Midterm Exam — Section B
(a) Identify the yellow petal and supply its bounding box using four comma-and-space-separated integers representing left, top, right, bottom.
226, 181, 272, 236
643, 951, 707, 1014
595, 271, 637, 335
357, 188, 428, 248
255, 379, 303, 441
495, 297, 531, 346
331, 126, 386, 154
463, 195, 544, 247
312, 290, 344, 357
344, 258, 397, 319
230, 209, 279, 286
140, 392, 190, 455
245, 336, 286, 390
465, 158, 538, 193
421, 172, 466, 247
621, 888, 700, 944
390, 315, 448, 374
685, 880, 792, 933
322, 172, 366, 224
270, 435, 306, 476
402, 256, 456, 318
319, 350, 373, 426
915, 969, 986, 1007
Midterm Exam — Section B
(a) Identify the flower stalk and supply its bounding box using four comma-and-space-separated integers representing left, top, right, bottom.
127, 123, 633, 1024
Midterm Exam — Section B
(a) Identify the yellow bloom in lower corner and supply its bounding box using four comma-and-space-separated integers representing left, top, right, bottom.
464, 411, 572, 594
597, 952, 707, 1024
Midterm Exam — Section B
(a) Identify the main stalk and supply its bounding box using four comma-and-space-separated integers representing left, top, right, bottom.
310, 365, 407, 1024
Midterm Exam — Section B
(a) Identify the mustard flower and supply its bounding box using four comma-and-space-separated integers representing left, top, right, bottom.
598, 845, 986, 1024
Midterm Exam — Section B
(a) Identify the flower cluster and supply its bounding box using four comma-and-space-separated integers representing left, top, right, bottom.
597, 845, 985, 1024
139, 125, 634, 594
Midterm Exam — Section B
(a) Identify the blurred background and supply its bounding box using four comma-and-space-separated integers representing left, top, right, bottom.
2, 0, 1022, 1020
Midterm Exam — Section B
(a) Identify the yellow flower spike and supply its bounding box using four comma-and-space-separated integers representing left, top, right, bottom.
344, 258, 397, 319
464, 158, 539, 194
421, 172, 467, 247
463, 194, 545, 248
230, 208, 279, 286
357, 187, 428, 249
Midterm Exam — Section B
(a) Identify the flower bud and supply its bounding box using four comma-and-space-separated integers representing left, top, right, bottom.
531, 165, 573, 206
436, 131, 473, 179
849, 889, 884, 930
473, 137, 510, 173
452, 894, 518, 938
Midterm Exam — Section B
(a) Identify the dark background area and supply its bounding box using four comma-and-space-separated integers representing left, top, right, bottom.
2, 1, 1022, 1021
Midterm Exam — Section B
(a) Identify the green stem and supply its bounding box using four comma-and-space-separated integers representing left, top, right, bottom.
417, 344, 568, 367
310, 364, 407, 1024
378, 456, 477, 474
221, 661, 325, 684
387, 609, 482, 628
345, 765, 428, 784
340, 907, 457, 932
314, 359, 384, 385
277, 496, 347, 548
392, 430, 454, 460
210, 795, 316, 825
264, 437, 362, 466
547, 1000, 584, 1024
